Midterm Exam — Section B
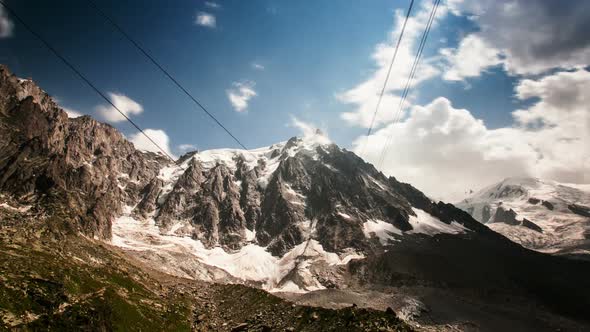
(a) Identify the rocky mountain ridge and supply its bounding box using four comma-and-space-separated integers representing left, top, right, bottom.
108, 126, 505, 294
0, 65, 168, 240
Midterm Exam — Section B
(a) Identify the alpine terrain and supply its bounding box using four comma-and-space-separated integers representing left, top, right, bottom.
456, 177, 590, 259
1, 64, 590, 331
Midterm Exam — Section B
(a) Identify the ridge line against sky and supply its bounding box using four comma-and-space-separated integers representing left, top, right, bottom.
1, 0, 588, 201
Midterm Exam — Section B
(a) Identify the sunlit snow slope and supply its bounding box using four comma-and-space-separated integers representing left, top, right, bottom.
457, 177, 590, 256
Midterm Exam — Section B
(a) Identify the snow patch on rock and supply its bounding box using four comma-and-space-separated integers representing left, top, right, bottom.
111, 207, 358, 293
363, 219, 402, 244
338, 212, 352, 219
408, 208, 469, 236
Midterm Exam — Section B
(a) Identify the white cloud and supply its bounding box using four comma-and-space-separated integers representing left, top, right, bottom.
290, 116, 331, 145
356, 69, 590, 201
195, 12, 216, 28
226, 81, 257, 112
62, 107, 83, 118
514, 69, 590, 126
0, 7, 13, 38
251, 63, 265, 71
178, 143, 198, 153
129, 129, 175, 158
355, 97, 532, 201
443, 0, 590, 78
440, 34, 502, 81
511, 69, 590, 183
338, 0, 450, 128
337, 0, 589, 200
204, 2, 220, 9
95, 92, 143, 123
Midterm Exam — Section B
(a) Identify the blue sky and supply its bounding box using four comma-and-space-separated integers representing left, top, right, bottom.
0, 0, 520, 148
1, 0, 589, 199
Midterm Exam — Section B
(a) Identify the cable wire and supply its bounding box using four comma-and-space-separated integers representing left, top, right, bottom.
86, 0, 249, 151
359, 0, 415, 160
370, 0, 415, 132
377, 0, 441, 169
0, 0, 178, 164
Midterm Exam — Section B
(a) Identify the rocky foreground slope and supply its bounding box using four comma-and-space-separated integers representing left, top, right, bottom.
0, 204, 411, 331
456, 177, 590, 258
1, 65, 590, 331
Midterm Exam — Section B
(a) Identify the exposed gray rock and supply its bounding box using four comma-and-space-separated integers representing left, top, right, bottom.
134, 178, 164, 219
0, 65, 164, 239
521, 218, 543, 233
491, 207, 520, 226
569, 204, 590, 217
528, 197, 540, 205
542, 200, 554, 210
491, 207, 542, 232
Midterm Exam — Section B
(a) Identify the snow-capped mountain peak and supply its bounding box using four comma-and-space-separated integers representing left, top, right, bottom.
457, 177, 590, 256
108, 130, 484, 293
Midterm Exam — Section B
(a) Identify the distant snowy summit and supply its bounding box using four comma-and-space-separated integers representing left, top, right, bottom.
456, 177, 590, 258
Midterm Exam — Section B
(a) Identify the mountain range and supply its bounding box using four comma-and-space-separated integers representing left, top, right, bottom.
1, 64, 590, 331
457, 177, 590, 259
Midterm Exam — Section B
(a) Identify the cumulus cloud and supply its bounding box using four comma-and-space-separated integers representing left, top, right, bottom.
226, 81, 257, 112
195, 12, 216, 28
95, 92, 143, 123
338, 1, 450, 128
0, 7, 13, 38
356, 69, 590, 201
290, 116, 331, 145
511, 69, 590, 183
443, 0, 590, 78
440, 34, 501, 81
129, 129, 175, 158
355, 98, 533, 201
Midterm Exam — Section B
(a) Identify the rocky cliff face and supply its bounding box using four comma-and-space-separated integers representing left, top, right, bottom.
143, 137, 488, 254
0, 65, 165, 239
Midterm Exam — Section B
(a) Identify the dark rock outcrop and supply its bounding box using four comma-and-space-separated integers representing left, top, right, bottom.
521, 218, 543, 233
528, 197, 540, 205
491, 207, 520, 226
494, 184, 527, 199
491, 207, 542, 232
542, 200, 554, 210
134, 178, 164, 219
568, 204, 590, 217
